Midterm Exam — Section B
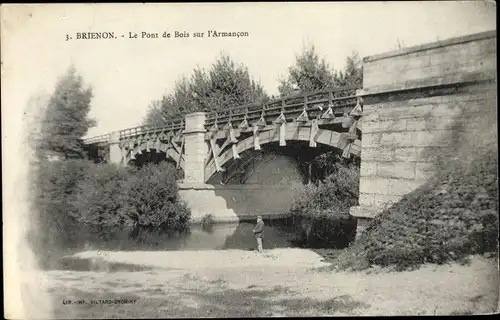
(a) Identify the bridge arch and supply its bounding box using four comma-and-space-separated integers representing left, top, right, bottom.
205, 123, 361, 182
124, 141, 185, 171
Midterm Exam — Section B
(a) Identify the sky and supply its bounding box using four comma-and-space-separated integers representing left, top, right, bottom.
2, 2, 496, 138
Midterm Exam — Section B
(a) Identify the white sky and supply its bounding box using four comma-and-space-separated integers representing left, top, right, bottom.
2, 2, 496, 138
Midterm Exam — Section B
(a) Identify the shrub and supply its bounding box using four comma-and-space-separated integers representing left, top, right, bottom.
201, 214, 216, 232
119, 162, 191, 234
336, 148, 499, 271
291, 163, 359, 218
72, 161, 191, 239
290, 161, 360, 247
72, 163, 134, 239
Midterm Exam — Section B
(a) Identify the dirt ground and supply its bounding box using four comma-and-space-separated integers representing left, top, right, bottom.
27, 249, 499, 318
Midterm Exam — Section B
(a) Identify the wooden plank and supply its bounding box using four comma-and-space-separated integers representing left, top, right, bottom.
273, 112, 286, 124
238, 119, 249, 129
342, 143, 352, 158
309, 119, 318, 147
173, 130, 183, 143
209, 138, 222, 171
170, 139, 182, 155
295, 108, 309, 123
254, 113, 267, 127
232, 144, 240, 160
253, 126, 261, 150
279, 123, 286, 146
229, 128, 238, 143
342, 114, 355, 128
146, 139, 153, 151
158, 142, 168, 153
218, 138, 231, 157
321, 105, 335, 119
153, 139, 161, 151
177, 137, 184, 169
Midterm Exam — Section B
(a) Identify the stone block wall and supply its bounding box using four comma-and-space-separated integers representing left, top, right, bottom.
108, 131, 122, 164
351, 30, 497, 234
183, 112, 208, 184
179, 183, 299, 223
181, 153, 305, 223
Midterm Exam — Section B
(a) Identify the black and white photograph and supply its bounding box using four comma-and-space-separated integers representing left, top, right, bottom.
2, 2, 498, 318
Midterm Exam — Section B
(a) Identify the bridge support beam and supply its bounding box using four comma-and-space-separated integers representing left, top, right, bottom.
109, 131, 122, 165
183, 112, 208, 184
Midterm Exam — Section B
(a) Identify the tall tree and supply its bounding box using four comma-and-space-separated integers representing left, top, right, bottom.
278, 44, 363, 96
24, 92, 50, 160
334, 51, 363, 87
38, 66, 96, 159
278, 44, 338, 96
143, 54, 268, 126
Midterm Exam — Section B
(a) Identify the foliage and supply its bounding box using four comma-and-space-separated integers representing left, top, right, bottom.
72, 161, 191, 238
290, 162, 360, 247
334, 51, 363, 88
72, 163, 133, 239
119, 162, 191, 233
32, 159, 192, 268
278, 44, 363, 96
144, 54, 269, 125
30, 159, 94, 266
291, 160, 360, 218
201, 214, 216, 233
335, 148, 499, 271
37, 66, 96, 159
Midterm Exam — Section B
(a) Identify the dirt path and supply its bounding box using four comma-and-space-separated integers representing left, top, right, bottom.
32, 250, 499, 318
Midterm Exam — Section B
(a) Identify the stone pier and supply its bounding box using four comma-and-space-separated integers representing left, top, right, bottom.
351, 30, 497, 239
183, 112, 208, 184
109, 131, 122, 165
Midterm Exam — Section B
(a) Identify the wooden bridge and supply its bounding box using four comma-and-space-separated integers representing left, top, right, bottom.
83, 86, 363, 183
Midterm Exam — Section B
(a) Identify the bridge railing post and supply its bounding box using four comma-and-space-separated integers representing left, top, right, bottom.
183, 112, 208, 184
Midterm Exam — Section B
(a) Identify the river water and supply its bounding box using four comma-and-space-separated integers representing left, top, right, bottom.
48, 217, 357, 271
79, 219, 300, 252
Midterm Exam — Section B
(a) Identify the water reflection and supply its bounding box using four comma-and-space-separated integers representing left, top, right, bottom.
79, 219, 300, 252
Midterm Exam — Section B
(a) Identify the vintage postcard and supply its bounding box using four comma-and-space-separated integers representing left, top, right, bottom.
2, 2, 498, 319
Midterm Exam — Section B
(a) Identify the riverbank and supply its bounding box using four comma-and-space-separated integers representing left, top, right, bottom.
31, 249, 499, 317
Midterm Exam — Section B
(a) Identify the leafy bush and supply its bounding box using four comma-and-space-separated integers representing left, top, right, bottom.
290, 163, 359, 218
201, 214, 216, 232
73, 161, 191, 238
290, 161, 360, 247
335, 148, 499, 271
72, 163, 134, 239
119, 162, 191, 234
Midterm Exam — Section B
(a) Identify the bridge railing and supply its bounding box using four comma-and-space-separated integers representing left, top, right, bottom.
117, 117, 185, 140
204, 86, 360, 129
83, 86, 360, 145
82, 133, 112, 144
83, 118, 185, 144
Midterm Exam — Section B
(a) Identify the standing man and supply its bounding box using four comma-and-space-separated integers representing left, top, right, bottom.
253, 216, 265, 252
